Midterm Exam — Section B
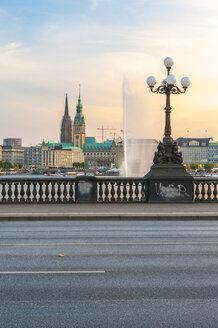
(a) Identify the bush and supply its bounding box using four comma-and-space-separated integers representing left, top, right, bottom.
203, 163, 214, 170
190, 163, 198, 170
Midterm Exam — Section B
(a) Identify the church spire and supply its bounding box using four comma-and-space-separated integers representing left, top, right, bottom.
64, 93, 69, 116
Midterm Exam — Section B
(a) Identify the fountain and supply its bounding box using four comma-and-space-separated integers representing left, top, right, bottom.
122, 78, 158, 177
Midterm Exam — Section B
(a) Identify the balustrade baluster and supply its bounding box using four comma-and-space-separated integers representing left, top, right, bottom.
207, 182, 212, 201
123, 182, 127, 202
1, 183, 6, 203
110, 181, 115, 202
14, 182, 19, 203
57, 182, 62, 202
7, 182, 13, 203
201, 182, 206, 201
20, 182, 25, 202
134, 182, 139, 201
116, 181, 121, 202
213, 182, 218, 202
32, 182, 38, 202
69, 181, 74, 202
26, 182, 31, 202
45, 182, 50, 203
129, 181, 133, 202
104, 182, 109, 202
98, 181, 103, 202
38, 182, 44, 202
50, 182, 56, 202
62, 182, 68, 203
195, 182, 200, 202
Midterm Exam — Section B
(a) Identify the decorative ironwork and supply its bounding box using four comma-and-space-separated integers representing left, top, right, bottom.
147, 58, 190, 165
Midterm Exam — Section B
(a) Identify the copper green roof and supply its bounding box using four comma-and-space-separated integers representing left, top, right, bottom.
85, 137, 96, 144
74, 89, 84, 124
46, 142, 80, 150
83, 140, 112, 152
209, 143, 218, 147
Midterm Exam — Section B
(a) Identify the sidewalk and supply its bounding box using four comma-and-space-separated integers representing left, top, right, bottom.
0, 203, 218, 220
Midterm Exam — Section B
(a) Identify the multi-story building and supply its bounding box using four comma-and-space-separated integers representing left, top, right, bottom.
24, 145, 43, 167
83, 137, 125, 168
208, 141, 218, 164
24, 142, 84, 168
176, 137, 212, 164
3, 138, 22, 148
43, 142, 84, 168
2, 147, 24, 166
2, 137, 23, 166
0, 145, 2, 162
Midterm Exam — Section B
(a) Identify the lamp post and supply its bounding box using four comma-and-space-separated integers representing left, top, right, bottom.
144, 58, 193, 203
146, 57, 191, 165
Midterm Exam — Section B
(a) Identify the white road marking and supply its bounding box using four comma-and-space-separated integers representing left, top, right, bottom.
0, 271, 105, 274
0, 241, 218, 246
1, 212, 218, 217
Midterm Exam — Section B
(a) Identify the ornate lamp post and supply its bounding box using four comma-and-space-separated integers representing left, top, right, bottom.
146, 57, 191, 164
144, 57, 193, 202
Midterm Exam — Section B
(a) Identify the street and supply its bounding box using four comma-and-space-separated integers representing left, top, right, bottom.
0, 220, 218, 328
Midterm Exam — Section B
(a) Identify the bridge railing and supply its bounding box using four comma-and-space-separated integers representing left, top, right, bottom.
0, 176, 217, 203
194, 177, 218, 202
0, 176, 148, 203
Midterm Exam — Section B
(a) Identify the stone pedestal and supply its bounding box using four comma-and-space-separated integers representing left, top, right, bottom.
144, 163, 194, 203
75, 176, 97, 202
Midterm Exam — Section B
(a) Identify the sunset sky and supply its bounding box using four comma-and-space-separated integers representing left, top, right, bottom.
0, 0, 218, 145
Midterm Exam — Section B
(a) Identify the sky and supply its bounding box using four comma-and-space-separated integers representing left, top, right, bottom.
0, 0, 218, 146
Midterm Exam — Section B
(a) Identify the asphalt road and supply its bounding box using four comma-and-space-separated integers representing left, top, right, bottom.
0, 220, 218, 328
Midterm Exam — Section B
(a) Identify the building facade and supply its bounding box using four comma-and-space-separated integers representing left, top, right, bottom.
208, 141, 218, 164
3, 138, 22, 148
73, 92, 86, 149
2, 148, 24, 166
24, 142, 84, 168
176, 138, 212, 164
24, 146, 43, 167
83, 137, 124, 168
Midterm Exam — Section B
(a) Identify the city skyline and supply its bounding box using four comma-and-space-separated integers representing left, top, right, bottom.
0, 0, 218, 146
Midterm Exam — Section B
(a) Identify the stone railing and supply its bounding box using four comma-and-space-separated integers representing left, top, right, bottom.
0, 176, 147, 203
194, 177, 218, 202
0, 176, 217, 203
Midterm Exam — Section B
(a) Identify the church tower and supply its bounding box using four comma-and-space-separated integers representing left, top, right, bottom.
73, 88, 86, 149
60, 94, 73, 143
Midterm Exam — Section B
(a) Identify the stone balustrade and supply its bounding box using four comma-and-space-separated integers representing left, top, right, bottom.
0, 176, 217, 203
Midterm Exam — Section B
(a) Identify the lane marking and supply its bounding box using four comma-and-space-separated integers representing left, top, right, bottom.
1, 212, 218, 217
0, 270, 105, 274
0, 241, 218, 246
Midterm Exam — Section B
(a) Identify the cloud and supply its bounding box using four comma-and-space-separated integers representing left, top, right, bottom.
90, 0, 110, 9
1, 0, 218, 145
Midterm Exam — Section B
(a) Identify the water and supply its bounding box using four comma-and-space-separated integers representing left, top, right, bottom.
122, 79, 158, 177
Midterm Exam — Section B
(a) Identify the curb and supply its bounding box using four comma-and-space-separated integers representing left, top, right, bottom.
0, 213, 218, 221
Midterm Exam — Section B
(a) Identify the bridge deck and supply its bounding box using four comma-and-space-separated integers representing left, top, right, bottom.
0, 203, 218, 220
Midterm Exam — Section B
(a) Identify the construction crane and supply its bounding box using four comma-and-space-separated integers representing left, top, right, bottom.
97, 126, 116, 142
110, 131, 116, 140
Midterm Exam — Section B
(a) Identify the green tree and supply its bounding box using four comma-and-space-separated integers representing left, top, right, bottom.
203, 163, 214, 170
190, 163, 198, 170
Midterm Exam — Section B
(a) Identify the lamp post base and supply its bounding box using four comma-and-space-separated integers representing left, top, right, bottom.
144, 163, 194, 203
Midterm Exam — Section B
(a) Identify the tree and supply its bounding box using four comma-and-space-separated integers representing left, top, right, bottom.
190, 163, 198, 170
203, 163, 214, 170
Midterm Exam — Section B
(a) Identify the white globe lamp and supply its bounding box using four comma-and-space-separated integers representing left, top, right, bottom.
181, 77, 191, 88
146, 76, 157, 87
166, 74, 176, 85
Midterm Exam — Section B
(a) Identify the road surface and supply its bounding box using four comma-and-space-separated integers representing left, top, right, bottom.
0, 220, 217, 327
